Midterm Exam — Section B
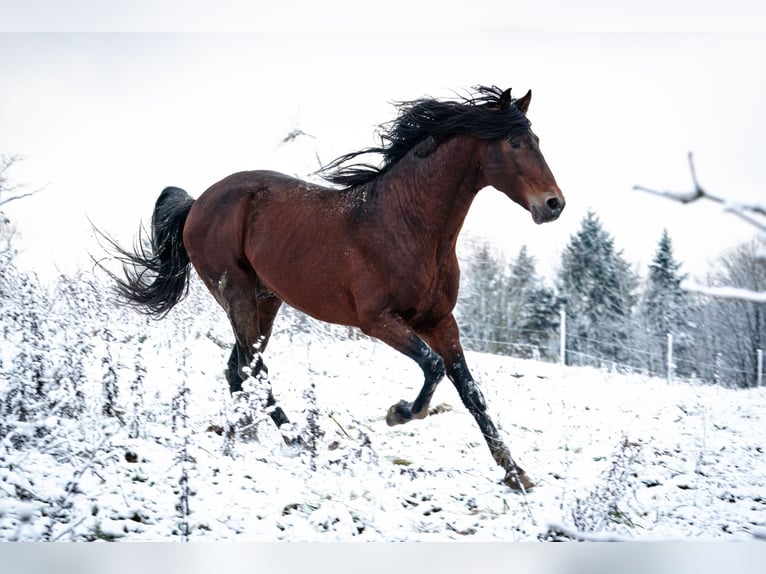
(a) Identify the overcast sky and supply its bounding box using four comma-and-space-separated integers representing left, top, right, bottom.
1, 3, 765, 280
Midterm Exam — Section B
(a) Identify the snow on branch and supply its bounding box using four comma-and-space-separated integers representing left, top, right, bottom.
681, 280, 766, 304
635, 152, 766, 303
634, 152, 766, 234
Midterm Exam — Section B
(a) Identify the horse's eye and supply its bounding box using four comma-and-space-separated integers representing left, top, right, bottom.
510, 139, 521, 149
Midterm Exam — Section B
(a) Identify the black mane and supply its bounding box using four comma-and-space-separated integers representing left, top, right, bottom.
318, 86, 531, 188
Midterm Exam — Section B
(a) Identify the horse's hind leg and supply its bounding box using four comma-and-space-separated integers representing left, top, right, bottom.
224, 289, 289, 428
226, 340, 289, 428
252, 295, 289, 427
225, 343, 267, 392
225, 294, 280, 391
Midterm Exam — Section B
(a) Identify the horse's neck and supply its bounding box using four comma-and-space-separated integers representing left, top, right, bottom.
379, 136, 482, 250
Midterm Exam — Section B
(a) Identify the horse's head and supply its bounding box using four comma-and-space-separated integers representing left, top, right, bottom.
478, 89, 565, 224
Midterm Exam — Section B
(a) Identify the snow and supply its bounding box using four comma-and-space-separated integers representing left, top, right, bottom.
681, 279, 766, 304
2, 281, 765, 543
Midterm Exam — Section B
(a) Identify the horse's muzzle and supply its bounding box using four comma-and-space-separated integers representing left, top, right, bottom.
531, 194, 565, 224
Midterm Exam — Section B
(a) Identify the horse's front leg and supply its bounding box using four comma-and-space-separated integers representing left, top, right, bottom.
385, 337, 445, 425
421, 315, 534, 491
357, 312, 446, 425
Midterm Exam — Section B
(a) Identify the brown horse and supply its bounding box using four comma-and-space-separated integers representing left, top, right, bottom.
112, 86, 564, 490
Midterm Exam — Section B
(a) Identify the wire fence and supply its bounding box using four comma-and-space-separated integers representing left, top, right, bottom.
459, 321, 764, 389
274, 306, 763, 388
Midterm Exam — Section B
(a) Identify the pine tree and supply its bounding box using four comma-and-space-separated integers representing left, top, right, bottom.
639, 229, 694, 377
458, 242, 507, 353
458, 242, 559, 359
506, 246, 559, 359
557, 210, 638, 367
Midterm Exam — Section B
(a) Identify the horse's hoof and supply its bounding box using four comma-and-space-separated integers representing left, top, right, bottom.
385, 400, 411, 426
504, 469, 535, 492
278, 423, 306, 448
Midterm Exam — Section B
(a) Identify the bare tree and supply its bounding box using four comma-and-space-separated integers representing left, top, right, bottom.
0, 155, 42, 254
0, 154, 41, 208
694, 241, 766, 387
635, 152, 766, 303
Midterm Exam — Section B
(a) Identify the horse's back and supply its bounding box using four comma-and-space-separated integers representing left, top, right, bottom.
183, 169, 359, 316
183, 170, 285, 285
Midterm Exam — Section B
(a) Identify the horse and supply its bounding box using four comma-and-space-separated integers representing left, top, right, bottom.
110, 86, 564, 490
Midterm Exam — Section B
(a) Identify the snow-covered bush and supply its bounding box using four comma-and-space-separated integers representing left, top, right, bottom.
569, 436, 642, 534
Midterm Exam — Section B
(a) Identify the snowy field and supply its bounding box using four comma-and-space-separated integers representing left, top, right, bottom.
1, 277, 765, 543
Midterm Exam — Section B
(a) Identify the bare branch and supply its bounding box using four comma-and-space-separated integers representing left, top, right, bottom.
0, 188, 42, 207
0, 154, 22, 191
723, 203, 766, 233
276, 127, 324, 176
686, 150, 707, 197
681, 280, 766, 304
277, 128, 316, 147
0, 154, 43, 208
634, 152, 764, 230
635, 151, 766, 302
632, 184, 702, 204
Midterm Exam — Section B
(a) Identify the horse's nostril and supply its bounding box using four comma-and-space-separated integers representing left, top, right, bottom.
546, 197, 562, 211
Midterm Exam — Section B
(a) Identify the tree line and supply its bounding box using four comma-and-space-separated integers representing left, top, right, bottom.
457, 210, 766, 388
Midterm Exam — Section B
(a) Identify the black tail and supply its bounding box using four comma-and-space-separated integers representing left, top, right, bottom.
110, 187, 195, 318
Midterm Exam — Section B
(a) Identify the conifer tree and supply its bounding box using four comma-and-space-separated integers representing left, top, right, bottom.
639, 229, 694, 376
458, 242, 507, 353
506, 245, 559, 359
458, 242, 558, 359
557, 210, 638, 367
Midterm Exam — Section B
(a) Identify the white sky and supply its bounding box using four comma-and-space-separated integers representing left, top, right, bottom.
1, 2, 765, 281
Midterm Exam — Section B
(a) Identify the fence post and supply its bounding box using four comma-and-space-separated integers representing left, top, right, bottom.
559, 307, 566, 366
666, 333, 673, 384
757, 349, 763, 387
714, 352, 722, 386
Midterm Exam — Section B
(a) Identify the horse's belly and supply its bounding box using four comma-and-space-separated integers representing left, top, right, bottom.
253, 253, 360, 327
273, 282, 359, 327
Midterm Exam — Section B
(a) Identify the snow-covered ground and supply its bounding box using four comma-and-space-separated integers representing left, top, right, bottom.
1, 280, 764, 542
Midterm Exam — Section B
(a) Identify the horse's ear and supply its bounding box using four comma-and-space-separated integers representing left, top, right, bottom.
498, 88, 512, 110
515, 89, 532, 113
